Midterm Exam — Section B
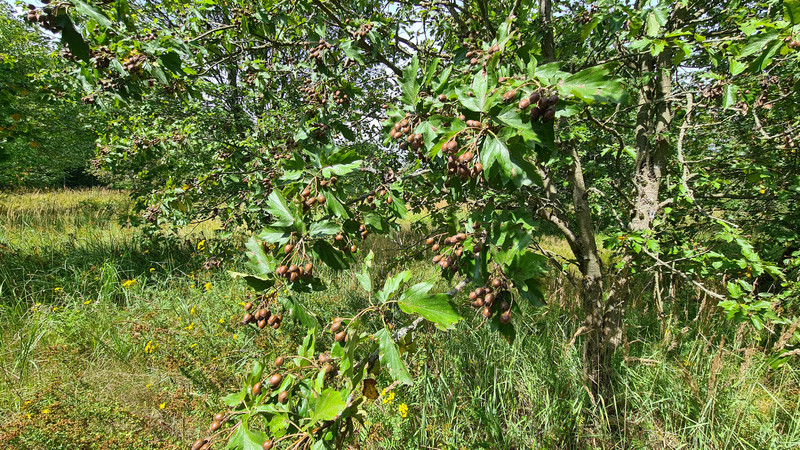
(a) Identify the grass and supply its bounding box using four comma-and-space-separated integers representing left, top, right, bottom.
1, 188, 799, 449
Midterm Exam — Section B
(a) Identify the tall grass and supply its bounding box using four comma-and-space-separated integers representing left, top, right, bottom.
1, 189, 798, 449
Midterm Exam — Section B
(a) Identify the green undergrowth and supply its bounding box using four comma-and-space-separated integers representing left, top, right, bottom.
1, 189, 798, 449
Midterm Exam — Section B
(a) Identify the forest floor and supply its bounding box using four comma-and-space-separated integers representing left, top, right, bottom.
1, 189, 798, 449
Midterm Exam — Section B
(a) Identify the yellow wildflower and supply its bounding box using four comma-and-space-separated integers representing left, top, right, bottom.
53, 287, 62, 292
83, 300, 91, 305
232, 334, 238, 340
144, 340, 157, 354
146, 384, 152, 389
204, 282, 213, 291
42, 409, 50, 414
382, 391, 395, 405
122, 279, 137, 288
184, 322, 195, 331
159, 402, 166, 409
190, 306, 196, 315
219, 318, 225, 324
150, 267, 156, 272
398, 403, 408, 418
197, 240, 206, 251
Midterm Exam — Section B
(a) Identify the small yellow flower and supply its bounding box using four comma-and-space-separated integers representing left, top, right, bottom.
52, 307, 58, 312
232, 334, 238, 340
219, 318, 225, 324
184, 322, 195, 331
190, 343, 197, 348
146, 384, 152, 389
53, 287, 62, 292
398, 403, 408, 418
83, 300, 91, 305
159, 402, 166, 409
204, 282, 213, 291
150, 267, 156, 272
144, 340, 157, 354
24, 400, 31, 405
190, 306, 196, 315
197, 240, 206, 251
42, 409, 50, 414
382, 391, 395, 405
122, 279, 137, 288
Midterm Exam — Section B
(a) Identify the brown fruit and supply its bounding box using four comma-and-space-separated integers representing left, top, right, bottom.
289, 272, 299, 282
278, 391, 289, 404
276, 265, 287, 276
335, 330, 347, 342
304, 262, 314, 274
500, 311, 512, 324
317, 195, 326, 204
331, 320, 342, 332
440, 259, 450, 269
284, 244, 294, 254
322, 363, 334, 375
263, 439, 274, 450
210, 420, 222, 431
457, 232, 467, 241
257, 319, 267, 329
432, 255, 442, 263
530, 106, 543, 120
439, 94, 447, 101
503, 89, 517, 102
192, 439, 208, 450
252, 382, 263, 396
431, 243, 440, 251
492, 278, 502, 288
214, 413, 225, 422
500, 301, 510, 311
274, 356, 285, 367
335, 234, 344, 241
542, 107, 556, 123
529, 90, 541, 104
518, 98, 530, 110
243, 313, 254, 324
474, 163, 483, 173
301, 189, 311, 197
484, 293, 495, 304
350, 244, 358, 253
426, 237, 434, 245
476, 287, 486, 296
455, 248, 463, 257
244, 302, 254, 311
268, 315, 278, 326
482, 307, 493, 318
548, 94, 559, 106
289, 264, 299, 273
387, 196, 393, 205
469, 291, 478, 301
269, 373, 283, 388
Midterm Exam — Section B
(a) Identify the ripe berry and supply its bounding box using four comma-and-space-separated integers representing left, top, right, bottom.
263, 439, 274, 450
274, 356, 285, 367
284, 244, 294, 254
492, 278, 502, 288
335, 330, 346, 342
213, 413, 225, 422
210, 420, 221, 431
252, 382, 263, 396
269, 374, 283, 388
244, 302, 253, 311
432, 243, 440, 251
426, 237, 434, 245
278, 391, 289, 404
500, 311, 513, 324
482, 307, 492, 318
350, 244, 358, 253
317, 195, 326, 204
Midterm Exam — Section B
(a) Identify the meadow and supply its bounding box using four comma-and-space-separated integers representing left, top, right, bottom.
1, 189, 798, 449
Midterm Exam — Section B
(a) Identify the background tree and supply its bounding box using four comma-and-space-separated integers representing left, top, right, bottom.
25, 0, 800, 447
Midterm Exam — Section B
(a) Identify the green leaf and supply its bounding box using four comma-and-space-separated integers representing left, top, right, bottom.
57, 16, 91, 62
377, 271, 411, 303
258, 228, 291, 245
722, 84, 740, 109
341, 39, 365, 64
309, 220, 340, 238
374, 328, 412, 385
266, 190, 296, 228
785, 0, 800, 24
228, 271, 275, 293
74, 0, 115, 29
559, 66, 627, 104
312, 240, 349, 270
398, 283, 461, 330
400, 54, 420, 105
244, 235, 276, 277
321, 161, 361, 177
308, 388, 348, 424
323, 191, 349, 219
242, 423, 269, 450
281, 296, 317, 329
223, 390, 245, 407
480, 134, 529, 187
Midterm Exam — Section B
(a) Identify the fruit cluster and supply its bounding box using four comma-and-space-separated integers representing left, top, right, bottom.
298, 179, 331, 211
468, 277, 513, 323
331, 317, 347, 343
443, 140, 483, 181
786, 36, 800, 49
122, 51, 148, 75
24, 3, 62, 33
195, 352, 339, 450
307, 40, 332, 62
334, 230, 359, 253
465, 44, 502, 68
427, 232, 470, 270
517, 89, 559, 123
241, 300, 283, 330
350, 22, 373, 44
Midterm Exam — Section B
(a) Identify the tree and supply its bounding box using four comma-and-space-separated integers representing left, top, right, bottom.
29, 0, 800, 447
0, 3, 99, 189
